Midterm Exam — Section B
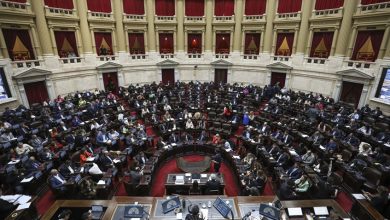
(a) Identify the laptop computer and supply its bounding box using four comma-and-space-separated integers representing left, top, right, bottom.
213, 197, 231, 218
124, 205, 144, 218
287, 207, 303, 217
161, 196, 181, 214
259, 203, 280, 220
313, 207, 329, 216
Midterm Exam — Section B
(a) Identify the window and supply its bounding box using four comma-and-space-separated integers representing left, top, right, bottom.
0, 68, 12, 100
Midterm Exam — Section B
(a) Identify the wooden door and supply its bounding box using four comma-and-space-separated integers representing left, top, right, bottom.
162, 69, 175, 85
214, 69, 228, 84
271, 72, 286, 88
340, 81, 364, 108
24, 81, 49, 106
103, 72, 118, 94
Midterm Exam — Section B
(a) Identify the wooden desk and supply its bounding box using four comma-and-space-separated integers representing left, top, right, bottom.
351, 198, 385, 220
165, 173, 225, 195
281, 199, 349, 218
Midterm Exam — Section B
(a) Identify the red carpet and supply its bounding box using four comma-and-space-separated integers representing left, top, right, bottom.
36, 190, 55, 216
335, 191, 354, 212
150, 155, 241, 196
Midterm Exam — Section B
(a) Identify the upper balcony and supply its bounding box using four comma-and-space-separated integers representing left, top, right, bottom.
274, 12, 301, 23
123, 14, 147, 24
184, 16, 206, 25
88, 11, 114, 23
242, 14, 266, 24
311, 7, 343, 21
44, 6, 78, 20
0, 0, 32, 15
154, 15, 177, 24
213, 15, 235, 24
355, 1, 390, 17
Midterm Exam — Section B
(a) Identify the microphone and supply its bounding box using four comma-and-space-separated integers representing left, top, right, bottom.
242, 211, 251, 220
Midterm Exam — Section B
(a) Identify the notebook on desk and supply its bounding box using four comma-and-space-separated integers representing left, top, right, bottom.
313, 207, 329, 216
287, 207, 303, 217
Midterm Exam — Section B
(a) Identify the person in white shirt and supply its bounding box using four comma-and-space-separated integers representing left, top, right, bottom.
163, 103, 172, 111
90, 120, 101, 130
223, 140, 233, 152
186, 118, 194, 129
15, 142, 34, 155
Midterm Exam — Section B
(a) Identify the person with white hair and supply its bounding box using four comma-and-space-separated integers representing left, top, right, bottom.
205, 174, 221, 194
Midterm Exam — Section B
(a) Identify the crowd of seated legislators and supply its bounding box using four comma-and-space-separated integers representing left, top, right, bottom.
0, 81, 389, 218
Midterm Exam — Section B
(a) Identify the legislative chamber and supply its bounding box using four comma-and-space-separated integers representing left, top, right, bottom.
0, 0, 390, 220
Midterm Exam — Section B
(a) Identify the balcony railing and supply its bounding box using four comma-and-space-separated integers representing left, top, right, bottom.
160, 53, 175, 59
0, 0, 31, 13
305, 57, 327, 65
187, 53, 203, 59
271, 55, 291, 62
88, 11, 113, 20
312, 8, 343, 18
184, 16, 206, 23
59, 57, 83, 64
356, 2, 390, 15
344, 60, 374, 69
12, 60, 43, 69
96, 55, 118, 61
275, 12, 301, 21
129, 54, 147, 60
45, 6, 77, 18
242, 54, 259, 60
213, 15, 235, 23
155, 15, 176, 23
243, 15, 265, 23
123, 14, 146, 22
215, 53, 230, 59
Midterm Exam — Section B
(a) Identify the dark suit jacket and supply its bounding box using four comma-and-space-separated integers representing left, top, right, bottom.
205, 179, 221, 191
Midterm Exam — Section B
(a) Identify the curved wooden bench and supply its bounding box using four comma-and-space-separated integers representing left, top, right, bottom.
176, 156, 211, 173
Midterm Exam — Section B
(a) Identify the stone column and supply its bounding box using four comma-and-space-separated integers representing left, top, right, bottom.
29, 25, 42, 57
0, 28, 8, 58
30, 0, 53, 55
48, 27, 58, 56
305, 28, 314, 55
146, 0, 156, 52
346, 27, 357, 58
177, 0, 185, 52
113, 0, 126, 53
378, 25, 390, 59
292, 28, 298, 54
296, 0, 314, 54
233, 0, 244, 52
330, 28, 339, 56
205, 0, 213, 52
76, 0, 93, 54
263, 0, 277, 53
334, 0, 359, 56
385, 27, 390, 59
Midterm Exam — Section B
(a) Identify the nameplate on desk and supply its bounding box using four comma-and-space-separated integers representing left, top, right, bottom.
171, 143, 177, 147
97, 180, 106, 185
319, 145, 325, 150
21, 176, 34, 183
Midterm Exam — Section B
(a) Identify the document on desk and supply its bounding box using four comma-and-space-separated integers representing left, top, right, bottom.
21, 176, 34, 183
97, 180, 106, 185
8, 159, 20, 165
16, 202, 31, 211
352, 194, 366, 200
232, 155, 240, 159
176, 213, 182, 219
86, 157, 95, 162
301, 134, 309, 138
201, 174, 208, 178
200, 208, 208, 220
319, 145, 325, 150
175, 176, 185, 184
15, 195, 31, 204
113, 159, 121, 163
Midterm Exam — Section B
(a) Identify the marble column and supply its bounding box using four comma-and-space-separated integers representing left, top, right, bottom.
146, 0, 156, 52
177, 0, 185, 52
113, 0, 126, 53
30, 0, 53, 55
233, 0, 244, 52
296, 0, 314, 54
334, 0, 359, 56
76, 0, 93, 54
263, 0, 277, 53
205, 0, 213, 52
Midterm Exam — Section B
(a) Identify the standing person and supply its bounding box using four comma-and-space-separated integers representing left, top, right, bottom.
212, 150, 222, 173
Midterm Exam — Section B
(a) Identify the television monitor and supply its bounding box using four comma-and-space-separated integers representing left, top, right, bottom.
124, 205, 144, 218
313, 207, 329, 216
259, 203, 280, 220
91, 205, 103, 219
213, 197, 231, 218
161, 196, 181, 214
287, 208, 303, 217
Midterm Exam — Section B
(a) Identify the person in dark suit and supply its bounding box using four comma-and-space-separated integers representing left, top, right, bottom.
205, 174, 221, 194
286, 162, 303, 181
281, 131, 293, 145
212, 152, 222, 173
49, 169, 67, 193
99, 150, 114, 171
0, 189, 17, 220
59, 160, 76, 179
129, 167, 142, 185
364, 186, 389, 215
182, 131, 193, 143
169, 132, 180, 144
276, 151, 290, 168
198, 130, 208, 142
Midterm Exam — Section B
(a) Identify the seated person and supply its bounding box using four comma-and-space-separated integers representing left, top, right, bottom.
99, 150, 114, 171
308, 131, 324, 146
189, 180, 201, 195
57, 209, 72, 220
276, 151, 290, 168
301, 150, 316, 165
88, 162, 103, 175
185, 204, 204, 220
30, 134, 48, 148
59, 160, 76, 179
182, 131, 194, 143
15, 142, 34, 156
343, 133, 360, 148
80, 148, 93, 165
258, 122, 271, 135
323, 139, 337, 154
49, 169, 67, 193
313, 159, 328, 176
358, 142, 372, 156
245, 170, 266, 196
294, 174, 311, 194
129, 166, 142, 185
185, 118, 194, 129
357, 124, 372, 136
212, 134, 221, 144
286, 162, 303, 181
79, 176, 97, 198
198, 130, 208, 142
222, 139, 233, 152
205, 174, 221, 194
363, 186, 389, 215
169, 132, 180, 144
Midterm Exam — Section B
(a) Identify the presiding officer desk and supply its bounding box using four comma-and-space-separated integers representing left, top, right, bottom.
41, 196, 350, 220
